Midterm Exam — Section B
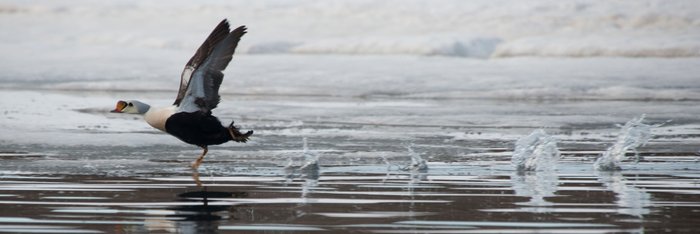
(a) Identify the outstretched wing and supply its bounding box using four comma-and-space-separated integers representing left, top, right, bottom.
174, 19, 231, 106
177, 23, 247, 113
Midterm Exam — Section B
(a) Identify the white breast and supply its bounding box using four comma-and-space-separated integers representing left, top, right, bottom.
144, 106, 176, 132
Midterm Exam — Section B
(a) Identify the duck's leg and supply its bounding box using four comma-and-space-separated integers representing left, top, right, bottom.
191, 146, 208, 170
191, 169, 203, 187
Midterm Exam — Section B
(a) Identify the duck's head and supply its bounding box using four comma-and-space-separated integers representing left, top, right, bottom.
111, 100, 150, 114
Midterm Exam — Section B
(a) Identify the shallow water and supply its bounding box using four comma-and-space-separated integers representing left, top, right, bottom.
1, 159, 699, 233
1, 90, 700, 233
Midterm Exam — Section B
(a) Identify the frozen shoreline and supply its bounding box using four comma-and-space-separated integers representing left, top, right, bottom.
2, 55, 700, 101
2, 88, 699, 154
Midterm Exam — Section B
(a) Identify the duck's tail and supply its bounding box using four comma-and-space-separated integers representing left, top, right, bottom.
227, 121, 253, 143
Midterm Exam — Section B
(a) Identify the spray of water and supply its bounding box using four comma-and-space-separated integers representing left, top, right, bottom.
511, 170, 559, 209
284, 137, 320, 179
594, 115, 656, 171
405, 144, 428, 172
596, 171, 651, 217
512, 129, 560, 172
283, 138, 320, 200
300, 137, 320, 171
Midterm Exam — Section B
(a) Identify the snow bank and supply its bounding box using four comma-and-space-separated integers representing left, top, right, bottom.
249, 36, 502, 58
1, 0, 699, 58
1, 0, 699, 101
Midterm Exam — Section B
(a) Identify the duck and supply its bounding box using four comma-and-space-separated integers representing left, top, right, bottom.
111, 19, 253, 169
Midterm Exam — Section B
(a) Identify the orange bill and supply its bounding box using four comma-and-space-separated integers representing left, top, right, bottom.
111, 100, 127, 113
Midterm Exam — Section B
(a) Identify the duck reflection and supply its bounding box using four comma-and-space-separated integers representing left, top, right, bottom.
143, 187, 248, 233
171, 188, 247, 220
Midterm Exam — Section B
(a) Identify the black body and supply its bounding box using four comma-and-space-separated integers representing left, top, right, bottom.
165, 111, 250, 147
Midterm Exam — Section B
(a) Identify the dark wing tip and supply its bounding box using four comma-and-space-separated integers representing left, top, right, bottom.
233, 25, 247, 35
219, 19, 231, 31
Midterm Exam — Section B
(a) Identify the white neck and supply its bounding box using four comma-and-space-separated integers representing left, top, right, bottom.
144, 106, 176, 132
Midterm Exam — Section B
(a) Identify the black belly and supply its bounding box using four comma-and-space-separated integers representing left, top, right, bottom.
165, 111, 232, 147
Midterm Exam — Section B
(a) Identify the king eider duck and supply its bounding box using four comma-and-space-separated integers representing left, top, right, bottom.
111, 19, 253, 169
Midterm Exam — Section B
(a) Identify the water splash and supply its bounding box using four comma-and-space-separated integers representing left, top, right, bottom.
284, 138, 320, 181
594, 115, 656, 171
595, 171, 651, 217
511, 170, 559, 210
512, 129, 560, 172
297, 138, 319, 202
404, 144, 428, 172
282, 138, 320, 201
380, 153, 394, 171
300, 138, 320, 172
284, 138, 320, 171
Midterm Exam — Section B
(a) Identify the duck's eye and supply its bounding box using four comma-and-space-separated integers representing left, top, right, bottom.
128, 103, 133, 107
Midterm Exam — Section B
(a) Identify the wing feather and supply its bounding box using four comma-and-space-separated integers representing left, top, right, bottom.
174, 19, 231, 106
177, 24, 247, 113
